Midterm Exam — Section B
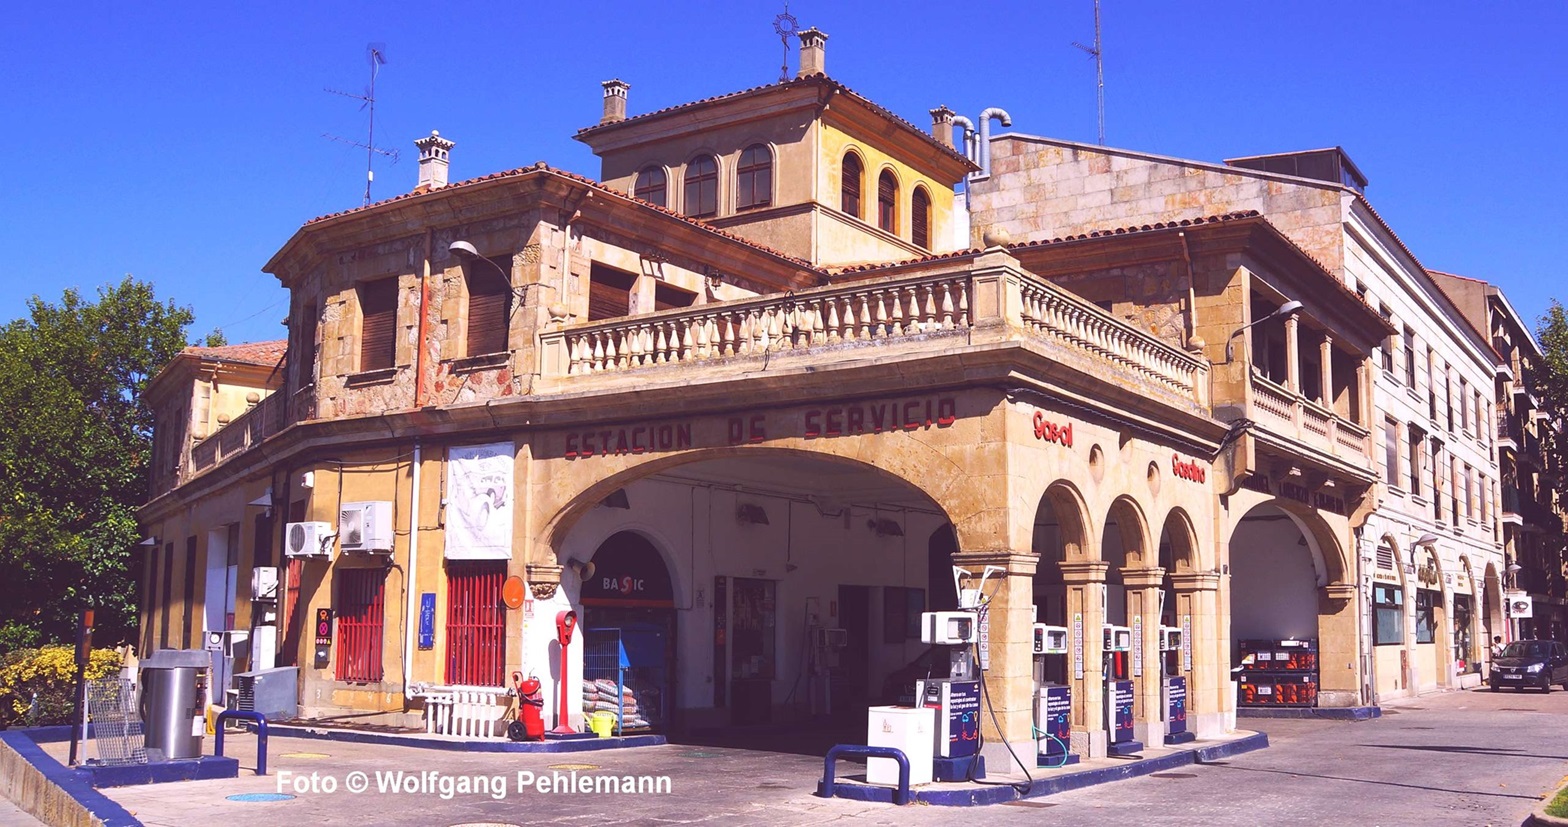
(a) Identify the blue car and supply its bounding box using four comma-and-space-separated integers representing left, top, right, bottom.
1489, 640, 1568, 692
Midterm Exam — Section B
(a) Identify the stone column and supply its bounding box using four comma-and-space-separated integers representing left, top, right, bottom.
1168, 571, 1224, 737
951, 550, 1038, 754
1319, 334, 1334, 409
1318, 582, 1365, 707
1284, 313, 1301, 394
1121, 566, 1166, 745
1059, 560, 1109, 757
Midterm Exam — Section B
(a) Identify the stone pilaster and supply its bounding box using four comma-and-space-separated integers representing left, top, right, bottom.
1121, 566, 1166, 744
951, 551, 1038, 753
1059, 559, 1109, 757
1169, 571, 1224, 736
1318, 582, 1365, 707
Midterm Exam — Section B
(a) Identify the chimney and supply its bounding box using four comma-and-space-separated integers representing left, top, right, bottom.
929, 105, 956, 150
601, 79, 630, 125
414, 130, 455, 191
797, 28, 827, 77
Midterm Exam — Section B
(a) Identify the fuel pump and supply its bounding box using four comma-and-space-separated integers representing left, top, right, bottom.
912, 565, 1000, 781
809, 627, 847, 717
1103, 623, 1140, 755
1160, 625, 1193, 744
1032, 619, 1076, 767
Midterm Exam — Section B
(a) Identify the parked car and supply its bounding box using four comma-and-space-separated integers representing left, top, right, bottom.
880, 646, 949, 705
1489, 640, 1568, 692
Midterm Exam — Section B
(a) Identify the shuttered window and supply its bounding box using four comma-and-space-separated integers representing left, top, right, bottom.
588, 264, 637, 321
1377, 542, 1394, 571
654, 282, 697, 311
359, 279, 399, 372
634, 167, 667, 207
446, 561, 506, 687
335, 568, 386, 682
736, 144, 772, 210
911, 187, 931, 249
684, 155, 718, 218
877, 170, 897, 233
841, 153, 862, 218
466, 257, 512, 357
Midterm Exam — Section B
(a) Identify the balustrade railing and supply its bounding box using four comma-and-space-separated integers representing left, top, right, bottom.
190, 392, 285, 473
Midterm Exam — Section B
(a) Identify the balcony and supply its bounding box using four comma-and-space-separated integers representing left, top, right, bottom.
1247, 371, 1371, 470
190, 392, 286, 474
538, 261, 1210, 410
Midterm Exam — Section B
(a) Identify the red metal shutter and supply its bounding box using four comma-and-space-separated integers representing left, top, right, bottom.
466, 262, 512, 357
335, 568, 386, 682
359, 279, 398, 371
445, 561, 506, 686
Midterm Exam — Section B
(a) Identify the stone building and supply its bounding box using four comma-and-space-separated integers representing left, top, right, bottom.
969, 138, 1509, 703
141, 30, 1412, 767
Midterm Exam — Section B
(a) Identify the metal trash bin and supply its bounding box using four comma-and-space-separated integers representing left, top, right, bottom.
139, 649, 210, 761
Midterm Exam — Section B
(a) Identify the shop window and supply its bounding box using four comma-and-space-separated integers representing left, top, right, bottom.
634, 167, 667, 207
588, 263, 638, 321
465, 256, 513, 357
1415, 589, 1438, 644
683, 155, 718, 218
911, 187, 932, 250
446, 561, 506, 687
1453, 594, 1475, 673
1373, 584, 1403, 645
335, 568, 387, 683
359, 278, 399, 372
730, 578, 777, 680
877, 170, 898, 233
736, 144, 772, 210
841, 152, 863, 218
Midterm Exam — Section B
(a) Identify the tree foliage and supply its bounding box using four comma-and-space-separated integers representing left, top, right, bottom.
1536, 300, 1568, 504
0, 277, 200, 651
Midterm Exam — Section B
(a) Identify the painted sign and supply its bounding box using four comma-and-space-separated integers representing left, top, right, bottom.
1039, 684, 1073, 762
1171, 454, 1207, 483
1107, 680, 1135, 744
1073, 612, 1085, 680
583, 534, 676, 607
1165, 676, 1188, 737
444, 442, 514, 560
313, 607, 332, 669
805, 397, 957, 438
1033, 412, 1073, 447
418, 593, 436, 650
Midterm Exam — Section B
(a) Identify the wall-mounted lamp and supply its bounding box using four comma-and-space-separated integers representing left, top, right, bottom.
138, 536, 158, 547
248, 487, 275, 517
566, 558, 597, 581
736, 503, 770, 525
1224, 299, 1303, 363
1414, 532, 1439, 547
867, 517, 904, 537
705, 267, 725, 292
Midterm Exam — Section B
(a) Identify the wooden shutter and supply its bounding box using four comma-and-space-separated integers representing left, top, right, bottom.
912, 188, 931, 249
466, 259, 512, 357
842, 154, 862, 218
359, 279, 398, 372
589, 264, 637, 321
654, 282, 697, 311
878, 171, 897, 232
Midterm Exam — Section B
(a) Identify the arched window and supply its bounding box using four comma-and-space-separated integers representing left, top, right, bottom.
634, 167, 667, 207
684, 155, 718, 218
841, 152, 863, 218
911, 187, 932, 249
877, 170, 898, 233
736, 144, 772, 210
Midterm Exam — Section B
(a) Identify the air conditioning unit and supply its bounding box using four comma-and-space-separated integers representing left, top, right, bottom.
813, 628, 848, 650
1033, 624, 1068, 655
1160, 626, 1183, 652
921, 611, 978, 645
1104, 625, 1132, 653
284, 521, 335, 559
1510, 595, 1533, 619
251, 566, 279, 600
339, 501, 394, 553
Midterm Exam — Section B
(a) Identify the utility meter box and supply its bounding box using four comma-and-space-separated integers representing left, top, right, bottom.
922, 612, 977, 645
1033, 624, 1069, 655
251, 566, 279, 600
339, 501, 394, 553
1160, 626, 1183, 652
1103, 625, 1132, 653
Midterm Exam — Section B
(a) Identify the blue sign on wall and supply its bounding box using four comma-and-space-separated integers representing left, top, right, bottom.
418, 592, 437, 650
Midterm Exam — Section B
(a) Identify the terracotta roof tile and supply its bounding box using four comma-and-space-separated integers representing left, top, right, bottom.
184, 340, 287, 368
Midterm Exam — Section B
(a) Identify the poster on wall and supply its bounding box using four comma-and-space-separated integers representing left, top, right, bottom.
444, 442, 514, 560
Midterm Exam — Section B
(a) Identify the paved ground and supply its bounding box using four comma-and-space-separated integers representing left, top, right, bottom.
0, 798, 43, 827
26, 687, 1568, 826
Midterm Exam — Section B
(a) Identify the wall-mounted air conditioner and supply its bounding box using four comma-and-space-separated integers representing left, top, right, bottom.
284, 521, 335, 559
251, 566, 279, 600
339, 501, 394, 553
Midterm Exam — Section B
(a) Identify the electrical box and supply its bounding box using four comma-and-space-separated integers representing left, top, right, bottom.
284, 521, 335, 559
813, 628, 848, 650
251, 566, 279, 600
339, 501, 394, 553
1160, 626, 1183, 652
921, 611, 978, 645
1103, 625, 1132, 653
1033, 624, 1069, 655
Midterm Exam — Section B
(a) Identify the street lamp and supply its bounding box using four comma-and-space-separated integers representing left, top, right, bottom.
1414, 533, 1439, 547
1224, 299, 1303, 363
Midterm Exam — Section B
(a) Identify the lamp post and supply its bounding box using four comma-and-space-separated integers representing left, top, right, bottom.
1224, 299, 1303, 364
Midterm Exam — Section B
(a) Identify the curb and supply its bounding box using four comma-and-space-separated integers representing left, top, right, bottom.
265, 724, 666, 753
1526, 788, 1568, 826
0, 730, 141, 827
1236, 706, 1380, 721
824, 732, 1270, 806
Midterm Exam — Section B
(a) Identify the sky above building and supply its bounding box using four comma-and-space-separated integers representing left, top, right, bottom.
3, 1, 1564, 346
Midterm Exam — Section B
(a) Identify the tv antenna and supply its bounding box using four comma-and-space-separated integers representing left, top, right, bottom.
323, 43, 399, 206
773, 3, 799, 82
1071, 0, 1105, 145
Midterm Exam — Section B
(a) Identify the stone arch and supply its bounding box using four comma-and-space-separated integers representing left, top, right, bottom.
1038, 480, 1093, 563
1104, 495, 1152, 568
1482, 561, 1505, 647
559, 521, 687, 607
1157, 507, 1201, 575
1251, 498, 1348, 587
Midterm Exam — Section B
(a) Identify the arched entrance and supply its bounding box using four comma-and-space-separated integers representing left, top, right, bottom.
1030, 482, 1093, 754
577, 531, 677, 732
1452, 556, 1479, 686
1410, 544, 1446, 691
1230, 503, 1332, 708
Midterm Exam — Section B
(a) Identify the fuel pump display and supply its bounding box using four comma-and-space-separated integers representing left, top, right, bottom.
1103, 624, 1141, 756
1032, 622, 1077, 767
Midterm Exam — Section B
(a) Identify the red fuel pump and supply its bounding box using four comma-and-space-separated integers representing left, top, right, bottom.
551, 611, 578, 735
509, 671, 545, 742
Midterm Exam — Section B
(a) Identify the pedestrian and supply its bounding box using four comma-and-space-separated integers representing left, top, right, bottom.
1490, 636, 1506, 659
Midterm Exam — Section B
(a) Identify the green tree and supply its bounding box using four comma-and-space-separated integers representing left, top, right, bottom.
1537, 300, 1568, 504
0, 277, 203, 651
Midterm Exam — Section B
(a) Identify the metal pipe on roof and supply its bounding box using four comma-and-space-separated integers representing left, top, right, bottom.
951, 115, 976, 166
978, 108, 1012, 177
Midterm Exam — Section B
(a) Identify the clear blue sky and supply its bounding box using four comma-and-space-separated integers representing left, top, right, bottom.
3, 1, 1564, 346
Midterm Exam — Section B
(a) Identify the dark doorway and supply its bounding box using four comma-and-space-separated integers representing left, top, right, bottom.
581, 532, 676, 734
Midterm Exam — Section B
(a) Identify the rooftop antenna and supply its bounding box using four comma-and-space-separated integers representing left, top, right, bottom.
1071, 0, 1105, 145
324, 43, 399, 206
773, 2, 799, 82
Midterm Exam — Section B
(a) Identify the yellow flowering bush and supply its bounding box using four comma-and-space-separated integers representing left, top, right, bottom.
0, 645, 123, 728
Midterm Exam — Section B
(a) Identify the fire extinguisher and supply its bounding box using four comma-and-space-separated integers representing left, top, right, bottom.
509, 671, 545, 742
